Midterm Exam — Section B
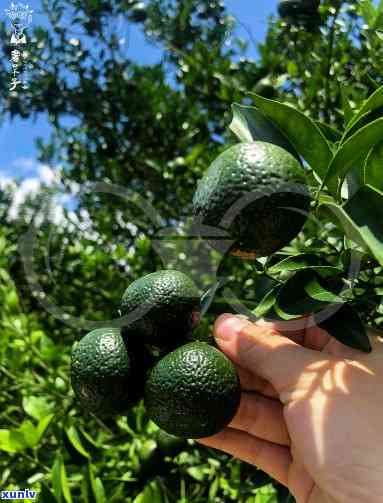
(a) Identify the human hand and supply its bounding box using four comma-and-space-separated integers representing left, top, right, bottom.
197, 314, 383, 503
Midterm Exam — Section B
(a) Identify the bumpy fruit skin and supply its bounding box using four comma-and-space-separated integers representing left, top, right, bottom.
144, 342, 241, 439
70, 328, 145, 416
119, 270, 201, 352
193, 142, 310, 259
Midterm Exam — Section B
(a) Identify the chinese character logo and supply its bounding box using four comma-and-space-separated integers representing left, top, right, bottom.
4, 2, 34, 91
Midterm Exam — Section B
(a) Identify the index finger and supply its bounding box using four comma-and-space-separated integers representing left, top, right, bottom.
252, 315, 331, 352
197, 427, 292, 487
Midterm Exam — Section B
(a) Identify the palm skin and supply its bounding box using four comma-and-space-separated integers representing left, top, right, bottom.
198, 314, 383, 503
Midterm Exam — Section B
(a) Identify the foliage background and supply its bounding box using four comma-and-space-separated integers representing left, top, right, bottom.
1, 0, 383, 501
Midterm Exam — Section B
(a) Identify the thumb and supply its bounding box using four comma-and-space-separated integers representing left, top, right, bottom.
214, 314, 329, 400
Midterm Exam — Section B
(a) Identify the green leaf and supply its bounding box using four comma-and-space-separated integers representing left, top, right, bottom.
375, 0, 383, 27
254, 485, 278, 502
133, 481, 163, 503
208, 477, 219, 500
65, 425, 91, 459
346, 85, 383, 133
358, 0, 377, 26
275, 270, 337, 320
320, 201, 368, 250
187, 466, 205, 481
36, 414, 54, 442
52, 456, 72, 503
314, 121, 341, 144
304, 277, 343, 303
343, 152, 365, 199
268, 254, 342, 278
78, 427, 102, 449
249, 93, 333, 180
0, 429, 26, 453
363, 141, 383, 191
340, 84, 355, 124
343, 185, 383, 266
88, 464, 106, 503
52, 457, 63, 503
23, 396, 53, 421
314, 304, 371, 353
252, 286, 280, 319
366, 73, 380, 90
343, 107, 383, 143
320, 189, 383, 265
230, 104, 299, 160
0, 414, 52, 452
325, 117, 383, 195
18, 421, 40, 448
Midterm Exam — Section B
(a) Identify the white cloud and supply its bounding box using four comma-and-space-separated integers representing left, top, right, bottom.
2, 158, 60, 220
8, 177, 40, 220
3, 159, 95, 238
0, 176, 14, 189
0, 157, 63, 220
38, 165, 56, 185
1, 157, 59, 184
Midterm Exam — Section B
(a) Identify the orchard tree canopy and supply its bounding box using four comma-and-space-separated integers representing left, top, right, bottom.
1, 0, 383, 501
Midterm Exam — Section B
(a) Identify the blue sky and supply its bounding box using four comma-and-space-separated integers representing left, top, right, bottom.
0, 0, 279, 184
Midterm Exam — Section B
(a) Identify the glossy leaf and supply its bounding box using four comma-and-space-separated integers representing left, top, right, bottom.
346, 84, 383, 132
340, 84, 355, 124
252, 286, 280, 319
363, 141, 383, 191
359, 0, 377, 26
0, 429, 26, 453
343, 151, 365, 199
305, 277, 343, 303
18, 421, 41, 449
133, 481, 163, 503
325, 117, 383, 195
22, 395, 53, 421
52, 457, 63, 503
230, 104, 300, 160
275, 270, 337, 320
343, 107, 383, 142
268, 253, 342, 278
92, 478, 106, 503
314, 121, 341, 144
320, 200, 369, 250
249, 93, 333, 180
65, 425, 91, 459
52, 456, 72, 503
343, 184, 383, 265
314, 304, 371, 352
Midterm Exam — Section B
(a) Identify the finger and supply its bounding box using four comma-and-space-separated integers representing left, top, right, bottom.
303, 314, 331, 351
237, 366, 278, 398
256, 315, 330, 352
254, 317, 306, 345
197, 427, 292, 486
214, 314, 327, 397
306, 315, 370, 358
230, 392, 290, 445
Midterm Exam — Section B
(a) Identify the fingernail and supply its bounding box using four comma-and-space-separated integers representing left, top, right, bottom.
215, 314, 250, 342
